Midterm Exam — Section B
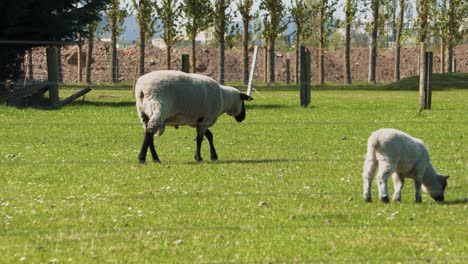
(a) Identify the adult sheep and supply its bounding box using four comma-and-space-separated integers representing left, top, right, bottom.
135, 70, 253, 164
363, 128, 448, 203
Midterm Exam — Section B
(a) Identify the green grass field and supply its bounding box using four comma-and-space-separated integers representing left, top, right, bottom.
1, 80, 467, 262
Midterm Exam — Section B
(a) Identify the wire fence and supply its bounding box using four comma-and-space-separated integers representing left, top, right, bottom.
7, 40, 468, 88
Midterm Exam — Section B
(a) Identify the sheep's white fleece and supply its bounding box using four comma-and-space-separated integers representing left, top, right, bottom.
135, 70, 242, 135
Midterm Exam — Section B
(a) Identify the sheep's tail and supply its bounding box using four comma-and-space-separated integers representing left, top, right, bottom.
365, 134, 379, 162
363, 133, 379, 201
137, 94, 165, 137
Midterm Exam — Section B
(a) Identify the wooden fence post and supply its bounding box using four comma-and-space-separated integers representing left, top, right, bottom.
181, 54, 190, 73
286, 59, 290, 84
46, 46, 59, 104
56, 46, 63, 83
300, 46, 311, 107
77, 33, 82, 83
424, 52, 433, 110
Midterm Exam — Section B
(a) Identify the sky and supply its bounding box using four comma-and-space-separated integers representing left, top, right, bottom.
112, 0, 365, 41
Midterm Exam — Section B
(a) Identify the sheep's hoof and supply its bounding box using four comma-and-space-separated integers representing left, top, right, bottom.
194, 156, 203, 162
138, 159, 147, 165
210, 155, 218, 161
364, 197, 372, 203
380, 196, 390, 203
152, 159, 161, 164
415, 199, 422, 203
393, 198, 401, 203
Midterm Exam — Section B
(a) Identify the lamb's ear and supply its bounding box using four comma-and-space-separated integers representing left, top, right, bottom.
240, 93, 253, 101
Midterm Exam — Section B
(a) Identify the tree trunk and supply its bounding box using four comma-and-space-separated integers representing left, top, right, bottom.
138, 32, 145, 76
268, 38, 275, 84
166, 45, 171, 70
418, 0, 428, 110
344, 14, 351, 84
440, 41, 445, 73
111, 24, 118, 83
264, 46, 268, 83
219, 40, 225, 85
191, 38, 197, 73
242, 17, 250, 85
86, 37, 94, 84
446, 43, 453, 72
418, 42, 426, 110
394, 0, 404, 81
319, 6, 325, 86
368, 0, 379, 84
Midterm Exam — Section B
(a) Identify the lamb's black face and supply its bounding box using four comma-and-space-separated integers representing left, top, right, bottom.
430, 175, 449, 202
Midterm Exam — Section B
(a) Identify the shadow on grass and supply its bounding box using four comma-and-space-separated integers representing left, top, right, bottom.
247, 104, 292, 109
73, 101, 135, 107
442, 198, 468, 205
184, 158, 304, 164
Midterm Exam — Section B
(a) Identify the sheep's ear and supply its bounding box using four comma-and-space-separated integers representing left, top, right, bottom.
240, 93, 253, 101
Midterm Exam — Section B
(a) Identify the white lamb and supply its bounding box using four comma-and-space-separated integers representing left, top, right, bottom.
135, 70, 253, 163
363, 128, 448, 203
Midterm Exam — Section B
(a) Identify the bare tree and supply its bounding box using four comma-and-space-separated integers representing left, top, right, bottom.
446, 0, 467, 72
344, 0, 358, 84
416, 0, 433, 110
368, 0, 379, 84
291, 0, 312, 85
237, 0, 255, 85
155, 0, 182, 70
261, 0, 287, 84
104, 0, 128, 83
181, 0, 213, 73
312, 0, 338, 85
394, 0, 405, 81
86, 21, 99, 84
131, 0, 156, 76
212, 0, 235, 85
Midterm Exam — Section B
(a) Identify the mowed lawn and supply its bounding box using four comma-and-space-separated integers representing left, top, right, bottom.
0, 85, 467, 262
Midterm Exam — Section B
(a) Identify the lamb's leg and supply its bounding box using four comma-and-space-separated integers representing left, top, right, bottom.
194, 126, 206, 162
363, 154, 378, 202
376, 163, 394, 203
204, 129, 218, 161
392, 173, 405, 202
414, 179, 423, 203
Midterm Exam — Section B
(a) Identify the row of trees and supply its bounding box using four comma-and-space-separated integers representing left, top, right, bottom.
1, 0, 466, 87
102, 0, 467, 86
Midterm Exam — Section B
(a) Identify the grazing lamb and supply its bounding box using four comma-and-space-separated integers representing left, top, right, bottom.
363, 128, 448, 203
135, 70, 253, 163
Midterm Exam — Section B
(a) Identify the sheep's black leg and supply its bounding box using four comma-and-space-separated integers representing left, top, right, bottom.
138, 132, 150, 164
204, 129, 218, 161
147, 133, 160, 163
194, 127, 204, 162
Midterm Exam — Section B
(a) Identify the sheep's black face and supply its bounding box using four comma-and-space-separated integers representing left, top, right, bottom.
234, 93, 253, 122
235, 101, 246, 122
